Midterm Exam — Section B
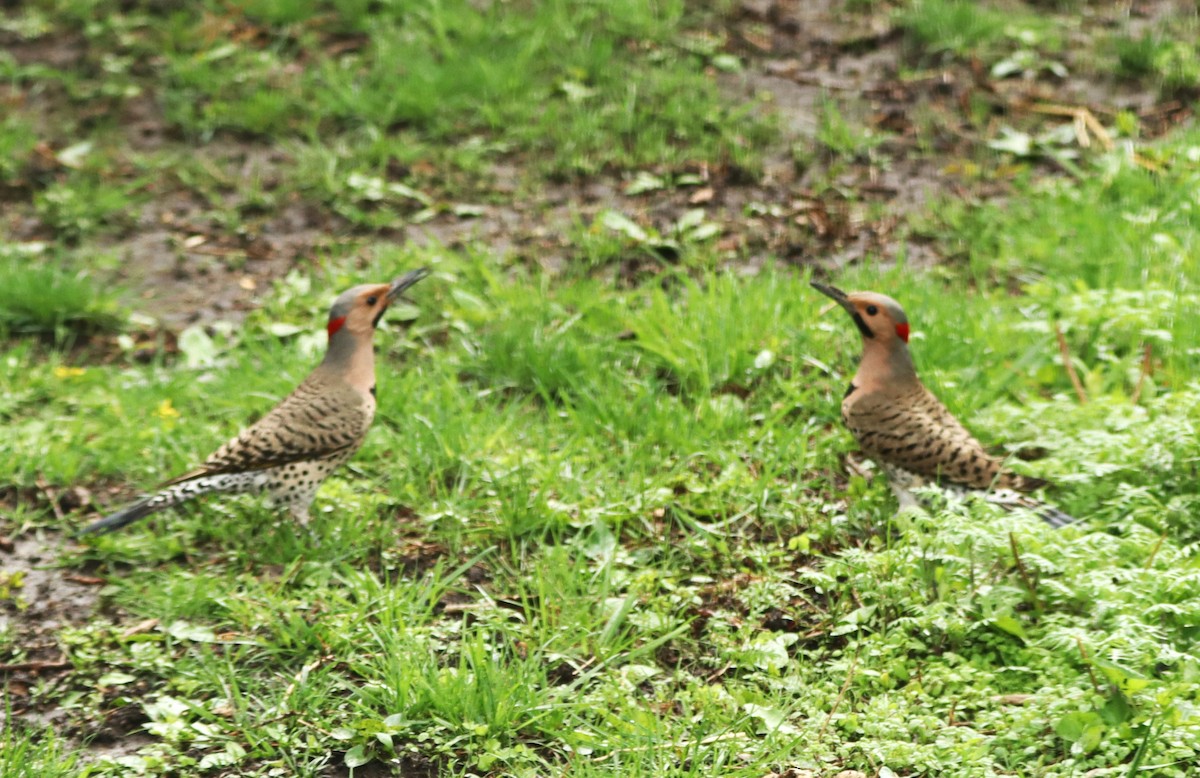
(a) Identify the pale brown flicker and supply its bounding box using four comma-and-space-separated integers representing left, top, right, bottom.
811, 281, 1074, 527
79, 268, 430, 535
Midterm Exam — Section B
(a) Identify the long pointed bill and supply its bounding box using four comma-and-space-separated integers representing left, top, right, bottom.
810, 281, 855, 314
386, 267, 431, 303
810, 280, 875, 339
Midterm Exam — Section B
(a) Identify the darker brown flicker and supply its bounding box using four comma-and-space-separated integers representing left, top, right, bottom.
811, 281, 1074, 527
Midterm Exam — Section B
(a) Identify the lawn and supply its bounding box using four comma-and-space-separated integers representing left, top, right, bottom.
3, 1, 1200, 776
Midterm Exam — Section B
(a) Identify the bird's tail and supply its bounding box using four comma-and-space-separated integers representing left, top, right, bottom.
77, 495, 165, 536
985, 490, 1077, 529
78, 471, 263, 537
1029, 501, 1077, 529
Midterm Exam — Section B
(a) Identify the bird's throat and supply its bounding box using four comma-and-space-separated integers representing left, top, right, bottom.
854, 339, 917, 392
322, 331, 377, 395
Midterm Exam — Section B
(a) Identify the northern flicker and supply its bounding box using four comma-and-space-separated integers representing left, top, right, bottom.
811, 281, 1074, 527
79, 268, 430, 536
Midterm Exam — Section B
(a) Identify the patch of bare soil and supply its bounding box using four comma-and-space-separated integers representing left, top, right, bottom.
388, 3, 921, 274
1, 485, 157, 755
0, 528, 99, 725
121, 186, 339, 330
326, 754, 440, 778
396, 0, 1193, 283
708, 0, 1191, 270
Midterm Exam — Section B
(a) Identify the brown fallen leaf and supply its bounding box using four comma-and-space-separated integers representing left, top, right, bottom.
120, 618, 160, 638
64, 574, 106, 586
0, 658, 72, 673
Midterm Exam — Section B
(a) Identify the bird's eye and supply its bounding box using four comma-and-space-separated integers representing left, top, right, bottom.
866, 305, 878, 316
366, 295, 378, 306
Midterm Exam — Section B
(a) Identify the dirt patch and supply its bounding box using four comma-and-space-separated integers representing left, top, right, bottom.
326, 753, 440, 778
2, 533, 95, 619
706, 0, 1193, 270
1, 30, 87, 70
0, 529, 99, 722
403, 0, 1195, 280
119, 196, 336, 330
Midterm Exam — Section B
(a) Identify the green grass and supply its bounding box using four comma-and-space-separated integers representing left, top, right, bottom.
0, 114, 38, 186
927, 129, 1200, 391
0, 725, 80, 778
896, 0, 1062, 64
8, 238, 1200, 774
6, 0, 1200, 776
33, 173, 147, 243
1, 0, 773, 252
0, 249, 124, 341
1110, 32, 1200, 96
6, 0, 770, 178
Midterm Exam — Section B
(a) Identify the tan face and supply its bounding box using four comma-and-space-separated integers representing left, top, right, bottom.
811, 283, 910, 345
327, 283, 393, 339
346, 284, 394, 336
326, 268, 431, 340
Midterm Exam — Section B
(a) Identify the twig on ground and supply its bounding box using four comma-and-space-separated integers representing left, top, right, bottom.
1009, 533, 1043, 614
1131, 343, 1153, 406
818, 649, 859, 741
1030, 103, 1114, 151
1054, 323, 1088, 404
35, 474, 65, 522
65, 574, 106, 586
1075, 638, 1102, 695
0, 658, 72, 673
1144, 532, 1167, 570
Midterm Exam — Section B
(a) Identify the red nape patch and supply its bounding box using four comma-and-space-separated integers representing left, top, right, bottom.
327, 316, 347, 339
895, 323, 910, 343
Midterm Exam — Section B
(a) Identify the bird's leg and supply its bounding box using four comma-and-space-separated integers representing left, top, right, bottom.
889, 482, 922, 512
288, 500, 326, 545
289, 502, 311, 526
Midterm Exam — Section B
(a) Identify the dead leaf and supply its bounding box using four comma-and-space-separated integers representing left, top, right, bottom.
64, 574, 106, 586
120, 618, 160, 638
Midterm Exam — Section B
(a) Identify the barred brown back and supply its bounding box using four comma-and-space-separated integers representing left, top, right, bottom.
843, 384, 1033, 492
161, 374, 369, 486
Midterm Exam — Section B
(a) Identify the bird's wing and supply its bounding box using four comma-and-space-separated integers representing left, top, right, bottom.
159, 376, 369, 487
845, 385, 1012, 490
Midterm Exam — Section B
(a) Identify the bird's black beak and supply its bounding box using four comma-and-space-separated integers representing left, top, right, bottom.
386, 267, 431, 304
810, 281, 854, 313
810, 280, 874, 339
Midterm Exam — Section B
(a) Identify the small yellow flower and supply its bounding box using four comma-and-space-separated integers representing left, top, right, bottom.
53, 366, 86, 379
153, 399, 181, 420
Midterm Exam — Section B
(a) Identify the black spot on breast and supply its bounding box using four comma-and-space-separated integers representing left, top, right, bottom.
370, 384, 376, 397
844, 382, 857, 398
